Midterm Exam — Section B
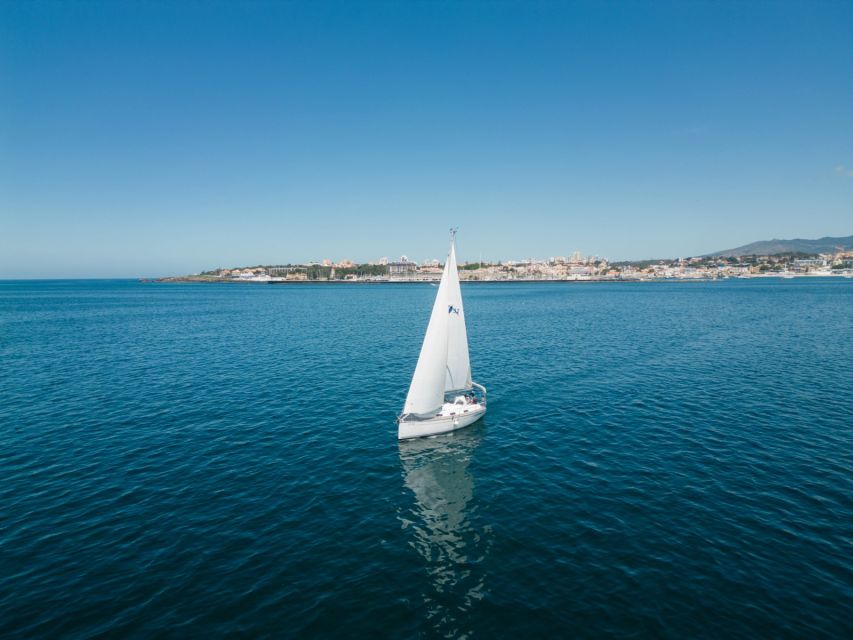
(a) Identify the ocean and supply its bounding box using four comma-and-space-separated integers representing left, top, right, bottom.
1, 279, 851, 638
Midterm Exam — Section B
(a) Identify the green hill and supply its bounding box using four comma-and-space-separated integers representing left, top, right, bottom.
708, 235, 853, 257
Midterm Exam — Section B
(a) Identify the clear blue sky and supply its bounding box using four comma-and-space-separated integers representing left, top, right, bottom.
1, 0, 851, 277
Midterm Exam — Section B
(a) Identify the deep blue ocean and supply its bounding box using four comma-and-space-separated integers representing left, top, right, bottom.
1, 279, 851, 638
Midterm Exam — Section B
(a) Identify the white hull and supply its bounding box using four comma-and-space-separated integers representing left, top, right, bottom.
398, 405, 486, 440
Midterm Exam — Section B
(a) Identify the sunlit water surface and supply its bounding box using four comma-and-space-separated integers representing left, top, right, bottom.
1, 279, 851, 638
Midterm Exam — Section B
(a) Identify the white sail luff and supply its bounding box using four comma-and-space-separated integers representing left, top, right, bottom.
403, 258, 452, 417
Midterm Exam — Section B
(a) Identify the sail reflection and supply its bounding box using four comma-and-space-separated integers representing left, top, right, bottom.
398, 426, 490, 637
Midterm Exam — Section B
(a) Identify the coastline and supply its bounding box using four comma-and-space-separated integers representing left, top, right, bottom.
149, 274, 851, 285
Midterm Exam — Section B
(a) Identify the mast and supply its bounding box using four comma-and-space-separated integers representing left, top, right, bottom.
443, 229, 472, 392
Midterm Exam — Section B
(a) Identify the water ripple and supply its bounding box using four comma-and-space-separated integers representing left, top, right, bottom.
0, 279, 851, 638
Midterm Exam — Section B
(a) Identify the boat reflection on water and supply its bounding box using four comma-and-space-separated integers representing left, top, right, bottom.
398, 424, 490, 636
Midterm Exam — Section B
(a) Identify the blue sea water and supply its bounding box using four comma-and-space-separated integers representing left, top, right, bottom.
1, 279, 851, 638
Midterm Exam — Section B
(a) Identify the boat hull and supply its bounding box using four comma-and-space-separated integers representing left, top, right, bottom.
398, 406, 486, 440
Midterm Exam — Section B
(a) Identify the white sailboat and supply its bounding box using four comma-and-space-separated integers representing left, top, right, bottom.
398, 229, 487, 440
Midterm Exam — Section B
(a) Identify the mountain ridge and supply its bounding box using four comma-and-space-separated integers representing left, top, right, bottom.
707, 235, 853, 257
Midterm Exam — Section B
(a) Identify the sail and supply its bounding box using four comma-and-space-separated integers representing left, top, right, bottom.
443, 241, 472, 392
403, 233, 473, 416
403, 257, 453, 417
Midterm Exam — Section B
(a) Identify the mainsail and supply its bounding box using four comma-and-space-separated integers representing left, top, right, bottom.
403, 233, 473, 417
443, 240, 472, 392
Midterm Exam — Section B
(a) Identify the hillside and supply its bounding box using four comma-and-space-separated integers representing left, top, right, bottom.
708, 235, 853, 257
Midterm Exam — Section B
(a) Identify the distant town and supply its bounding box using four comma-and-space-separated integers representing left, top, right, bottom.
160, 248, 853, 283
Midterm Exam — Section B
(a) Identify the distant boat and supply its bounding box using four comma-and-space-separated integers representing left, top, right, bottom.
398, 229, 487, 440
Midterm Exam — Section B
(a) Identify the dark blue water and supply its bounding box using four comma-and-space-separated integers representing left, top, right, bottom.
1, 279, 851, 638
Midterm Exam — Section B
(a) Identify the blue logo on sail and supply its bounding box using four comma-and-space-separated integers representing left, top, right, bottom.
448, 305, 460, 315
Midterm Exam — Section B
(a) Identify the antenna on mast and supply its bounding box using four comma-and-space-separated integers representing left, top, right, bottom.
450, 227, 458, 241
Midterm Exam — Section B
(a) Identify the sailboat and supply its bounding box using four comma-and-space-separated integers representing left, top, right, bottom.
398, 229, 487, 440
